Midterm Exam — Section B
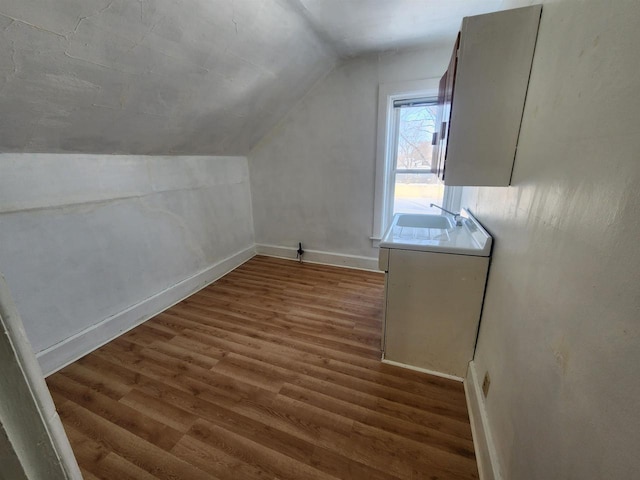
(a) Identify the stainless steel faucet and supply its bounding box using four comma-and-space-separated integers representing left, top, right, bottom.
430, 203, 463, 226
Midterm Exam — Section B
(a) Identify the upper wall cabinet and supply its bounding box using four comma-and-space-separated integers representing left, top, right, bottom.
433, 5, 542, 186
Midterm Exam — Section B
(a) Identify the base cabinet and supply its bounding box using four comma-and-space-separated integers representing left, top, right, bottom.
382, 248, 489, 378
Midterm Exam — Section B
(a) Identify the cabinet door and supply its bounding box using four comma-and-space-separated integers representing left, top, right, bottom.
431, 72, 447, 177
444, 5, 542, 186
384, 249, 489, 378
434, 34, 460, 182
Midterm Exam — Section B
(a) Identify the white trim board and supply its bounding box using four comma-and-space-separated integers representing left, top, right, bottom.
1, 274, 82, 479
465, 361, 503, 480
37, 246, 256, 377
255, 244, 379, 272
381, 358, 464, 383
373, 78, 441, 241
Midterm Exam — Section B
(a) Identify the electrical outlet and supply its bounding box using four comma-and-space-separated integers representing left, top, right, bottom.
482, 372, 491, 397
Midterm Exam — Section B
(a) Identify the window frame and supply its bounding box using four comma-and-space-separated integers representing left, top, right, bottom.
388, 100, 440, 224
372, 79, 460, 245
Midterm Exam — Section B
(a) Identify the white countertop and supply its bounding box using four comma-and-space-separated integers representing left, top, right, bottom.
379, 209, 493, 257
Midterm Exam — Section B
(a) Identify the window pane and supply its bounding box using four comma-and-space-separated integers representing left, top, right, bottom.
395, 104, 437, 170
393, 173, 444, 215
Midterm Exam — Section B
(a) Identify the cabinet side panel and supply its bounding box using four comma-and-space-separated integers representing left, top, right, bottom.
446, 5, 542, 186
384, 249, 489, 377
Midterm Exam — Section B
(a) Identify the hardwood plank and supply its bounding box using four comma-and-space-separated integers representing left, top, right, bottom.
64, 424, 109, 468
170, 304, 382, 359
128, 377, 319, 465
239, 256, 383, 285
289, 372, 473, 441
171, 312, 459, 395
349, 422, 478, 480
48, 255, 478, 479
119, 389, 198, 433
91, 453, 162, 480
152, 313, 471, 439
199, 324, 467, 422
139, 340, 220, 369
309, 446, 404, 480
171, 434, 270, 480
47, 374, 182, 452
79, 469, 102, 480
221, 352, 469, 421
184, 412, 400, 480
188, 419, 339, 480
66, 426, 160, 480
187, 295, 382, 348
190, 288, 380, 329
119, 323, 175, 346
217, 272, 384, 303
110, 338, 219, 385
58, 401, 212, 480
76, 354, 156, 390
89, 343, 198, 395
117, 359, 356, 459
59, 362, 132, 400
48, 387, 71, 408
188, 394, 317, 463
279, 383, 475, 458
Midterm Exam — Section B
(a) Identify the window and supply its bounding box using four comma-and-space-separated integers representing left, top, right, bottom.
372, 79, 460, 244
389, 98, 444, 218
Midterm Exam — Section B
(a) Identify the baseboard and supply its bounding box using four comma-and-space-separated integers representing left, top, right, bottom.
381, 358, 464, 382
465, 361, 503, 480
255, 244, 379, 272
37, 245, 256, 376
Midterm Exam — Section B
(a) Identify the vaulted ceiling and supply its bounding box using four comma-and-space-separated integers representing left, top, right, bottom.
0, 0, 505, 155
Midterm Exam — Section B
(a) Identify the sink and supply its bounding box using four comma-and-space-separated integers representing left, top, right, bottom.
396, 214, 452, 229
379, 209, 493, 256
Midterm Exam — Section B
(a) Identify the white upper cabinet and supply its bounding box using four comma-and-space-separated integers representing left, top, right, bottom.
434, 5, 542, 186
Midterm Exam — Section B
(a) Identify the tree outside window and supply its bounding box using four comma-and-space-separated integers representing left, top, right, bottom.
392, 102, 444, 215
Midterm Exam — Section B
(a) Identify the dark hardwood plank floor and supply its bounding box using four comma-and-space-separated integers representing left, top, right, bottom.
47, 255, 478, 479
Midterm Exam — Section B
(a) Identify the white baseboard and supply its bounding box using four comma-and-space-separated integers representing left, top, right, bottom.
37, 246, 256, 376
465, 361, 503, 480
381, 358, 464, 383
255, 244, 379, 272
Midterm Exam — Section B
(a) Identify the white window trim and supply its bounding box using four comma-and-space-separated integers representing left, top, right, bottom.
372, 78, 461, 245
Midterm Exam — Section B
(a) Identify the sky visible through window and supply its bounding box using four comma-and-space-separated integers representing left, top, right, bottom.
393, 104, 444, 215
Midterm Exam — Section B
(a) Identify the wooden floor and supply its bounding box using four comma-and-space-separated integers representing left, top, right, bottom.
47, 256, 478, 480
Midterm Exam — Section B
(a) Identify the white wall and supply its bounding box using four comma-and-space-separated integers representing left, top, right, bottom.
0, 154, 255, 373
462, 1, 640, 478
248, 46, 450, 261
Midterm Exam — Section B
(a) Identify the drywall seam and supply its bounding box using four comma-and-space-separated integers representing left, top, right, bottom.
255, 243, 379, 272
37, 245, 256, 376
0, 184, 240, 216
465, 360, 503, 480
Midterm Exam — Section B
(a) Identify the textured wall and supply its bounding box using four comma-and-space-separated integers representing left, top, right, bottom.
0, 154, 254, 356
248, 47, 450, 259
461, 1, 640, 478
0, 0, 334, 155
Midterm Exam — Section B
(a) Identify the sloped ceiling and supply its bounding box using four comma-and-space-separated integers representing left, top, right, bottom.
0, 0, 505, 155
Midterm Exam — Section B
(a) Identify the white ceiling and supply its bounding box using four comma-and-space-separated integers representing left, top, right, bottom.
0, 0, 510, 155
292, 0, 507, 57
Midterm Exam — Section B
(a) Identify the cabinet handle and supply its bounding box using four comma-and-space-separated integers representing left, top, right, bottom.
432, 132, 438, 145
